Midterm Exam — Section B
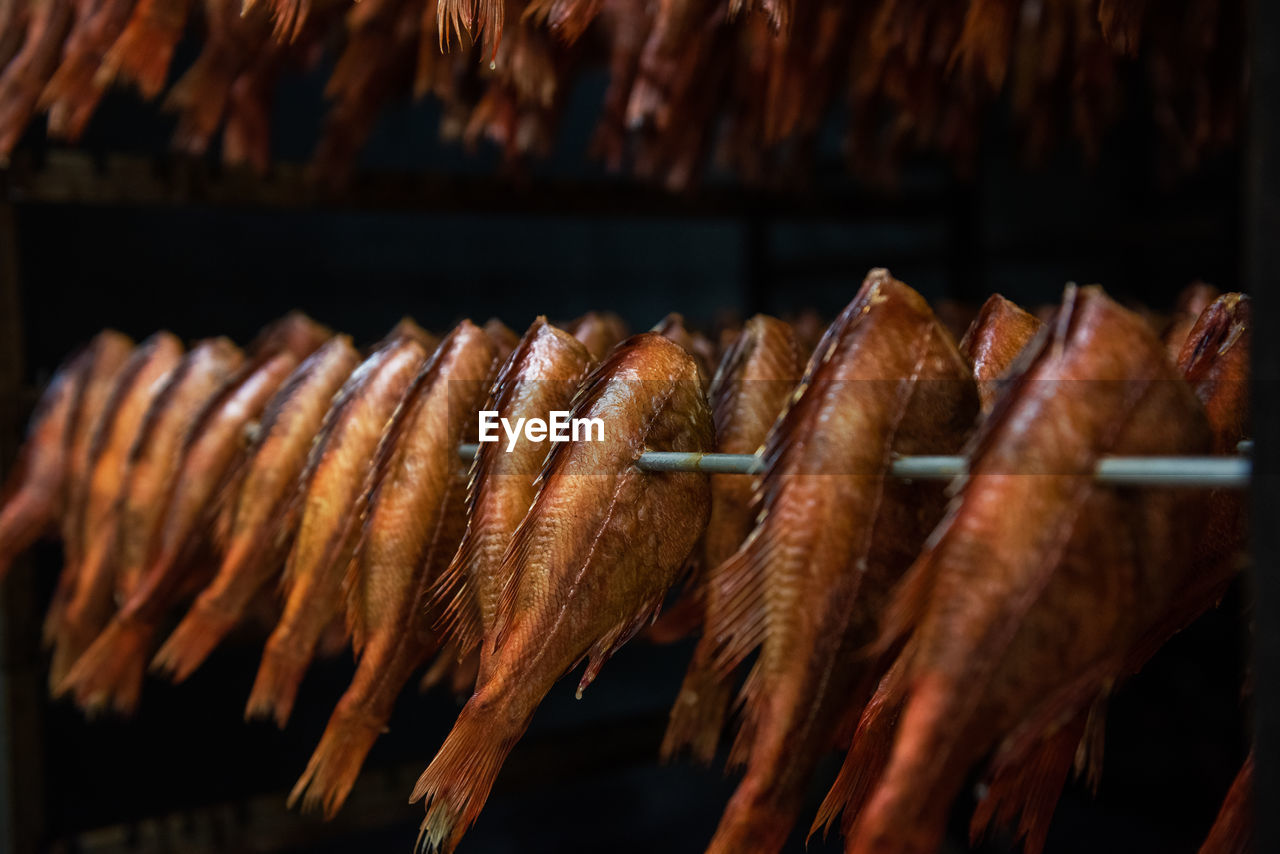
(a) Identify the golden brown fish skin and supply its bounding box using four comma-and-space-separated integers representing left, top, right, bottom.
565, 311, 628, 361
483, 318, 521, 363
152, 336, 361, 683
247, 310, 332, 361
843, 286, 1212, 854
43, 331, 135, 663
411, 332, 713, 853
1164, 281, 1220, 363
701, 273, 978, 854
289, 320, 501, 817
64, 346, 304, 715
661, 313, 803, 764
49, 333, 184, 687
433, 318, 594, 675
1178, 293, 1250, 453
244, 330, 430, 728
958, 294, 1043, 412
653, 312, 713, 388
0, 346, 89, 579
61, 337, 244, 714
109, 338, 245, 608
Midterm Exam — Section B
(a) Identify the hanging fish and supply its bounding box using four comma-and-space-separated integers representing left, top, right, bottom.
152, 336, 361, 683
700, 271, 978, 854
653, 311, 713, 388
565, 311, 628, 361
49, 333, 184, 687
61, 337, 244, 714
958, 293, 1043, 413
245, 322, 433, 727
483, 318, 521, 362
411, 331, 713, 853
661, 313, 803, 764
289, 320, 500, 817
834, 286, 1214, 854
1198, 751, 1253, 854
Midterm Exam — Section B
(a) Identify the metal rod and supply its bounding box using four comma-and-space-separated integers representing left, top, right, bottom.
457, 445, 1250, 487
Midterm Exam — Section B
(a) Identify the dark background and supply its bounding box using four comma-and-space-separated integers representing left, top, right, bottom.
0, 36, 1254, 854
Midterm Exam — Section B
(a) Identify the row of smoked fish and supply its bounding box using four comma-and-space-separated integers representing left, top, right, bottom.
0, 0, 1243, 185
0, 275, 1253, 854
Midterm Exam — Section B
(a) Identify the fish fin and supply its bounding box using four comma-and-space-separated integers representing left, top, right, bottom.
970, 709, 1089, 854
811, 663, 907, 843
576, 595, 664, 699
726, 660, 766, 770
662, 638, 733, 765
1199, 752, 1254, 854
411, 695, 532, 853
430, 522, 485, 662
646, 565, 705, 644
289, 701, 386, 818
705, 537, 772, 678
151, 597, 239, 683
59, 617, 154, 716
245, 631, 312, 727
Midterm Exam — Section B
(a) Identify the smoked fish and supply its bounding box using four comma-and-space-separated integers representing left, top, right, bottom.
701, 271, 978, 854
411, 332, 713, 852
0, 344, 91, 578
661, 313, 803, 764
1164, 281, 1220, 364
432, 317, 594, 674
483, 318, 520, 362
245, 325, 432, 727
837, 286, 1212, 854
61, 337, 244, 714
66, 342, 309, 714
653, 312, 712, 389
566, 311, 628, 361
1199, 751, 1253, 854
958, 294, 1043, 412
289, 320, 500, 817
152, 336, 361, 683
49, 333, 184, 686
1178, 293, 1250, 453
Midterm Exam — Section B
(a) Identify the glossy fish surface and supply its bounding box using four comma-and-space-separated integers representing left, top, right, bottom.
411, 332, 713, 853
958, 294, 1043, 413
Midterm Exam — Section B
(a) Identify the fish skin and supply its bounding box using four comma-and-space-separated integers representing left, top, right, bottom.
958, 294, 1043, 412
65, 346, 305, 714
1198, 751, 1253, 854
43, 331, 135, 662
842, 286, 1212, 854
0, 345, 91, 579
61, 337, 244, 714
660, 313, 804, 764
483, 318, 521, 363
432, 318, 594, 678
1164, 281, 1220, 364
1177, 293, 1250, 453
700, 272, 978, 854
653, 312, 713, 388
152, 335, 361, 684
244, 329, 431, 727
411, 332, 713, 853
565, 310, 628, 360
249, 310, 333, 361
289, 320, 500, 818
49, 333, 184, 688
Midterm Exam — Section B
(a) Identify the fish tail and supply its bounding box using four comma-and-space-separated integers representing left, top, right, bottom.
661, 644, 732, 765
98, 17, 179, 99
0, 490, 53, 580
48, 613, 104, 694
703, 773, 795, 854
245, 630, 315, 727
59, 617, 153, 716
288, 699, 386, 818
846, 672, 964, 854
411, 694, 529, 853
151, 596, 239, 683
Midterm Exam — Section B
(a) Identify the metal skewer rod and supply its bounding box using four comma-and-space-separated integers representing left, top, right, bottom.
456, 445, 1251, 488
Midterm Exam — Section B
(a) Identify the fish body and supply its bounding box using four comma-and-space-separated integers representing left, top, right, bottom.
0, 344, 90, 578
1178, 293, 1250, 452
289, 320, 500, 817
653, 312, 713, 388
1164, 281, 1220, 363
483, 318, 520, 362
245, 328, 431, 727
566, 310, 628, 360
152, 335, 361, 683
434, 318, 594, 675
61, 337, 243, 713
661, 313, 803, 762
958, 293, 1043, 412
1198, 751, 1253, 854
843, 286, 1212, 854
411, 332, 713, 852
50, 332, 184, 686
701, 272, 978, 854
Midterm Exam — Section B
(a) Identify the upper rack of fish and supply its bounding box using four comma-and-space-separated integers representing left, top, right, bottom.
0, 270, 1253, 854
